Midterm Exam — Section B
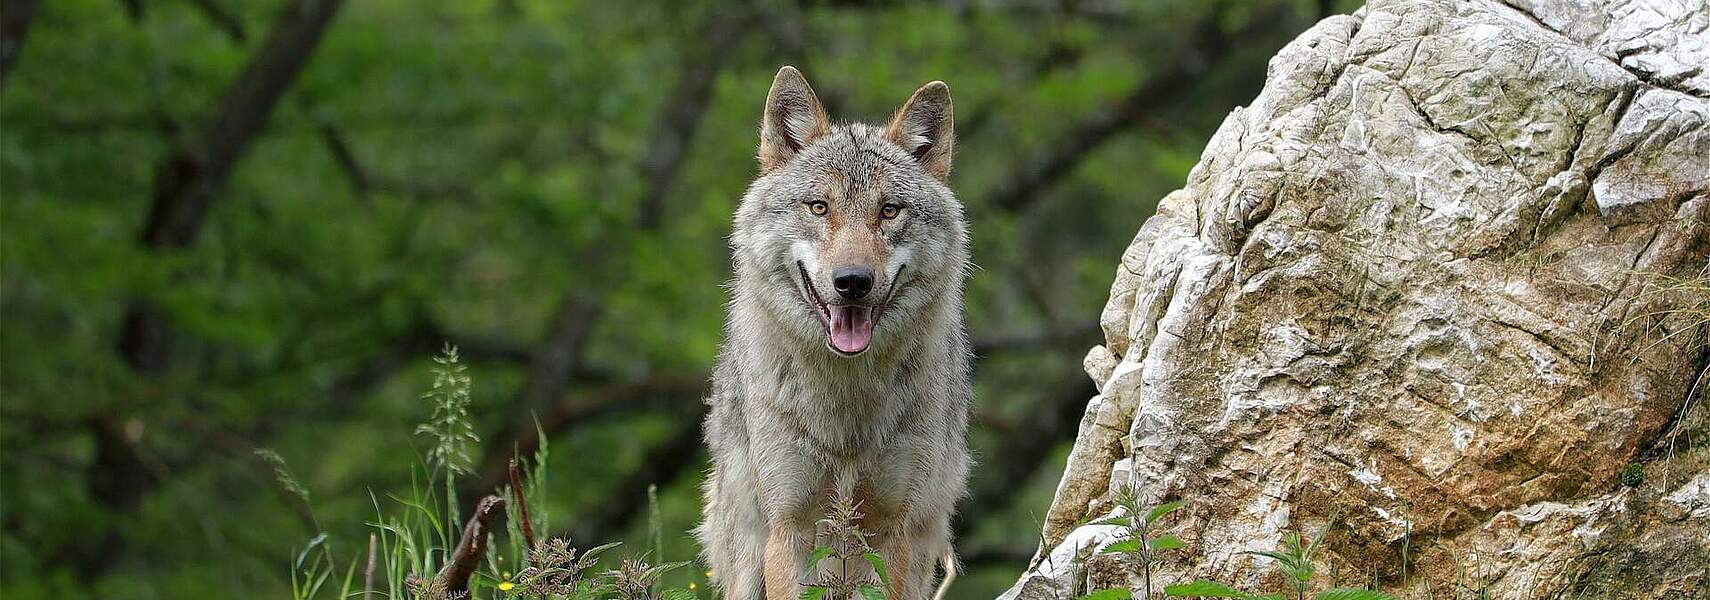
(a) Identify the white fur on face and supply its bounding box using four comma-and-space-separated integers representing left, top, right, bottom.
885, 245, 913, 288
789, 239, 820, 278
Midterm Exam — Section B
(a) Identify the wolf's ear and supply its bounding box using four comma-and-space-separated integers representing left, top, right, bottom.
885, 81, 953, 180
759, 66, 832, 173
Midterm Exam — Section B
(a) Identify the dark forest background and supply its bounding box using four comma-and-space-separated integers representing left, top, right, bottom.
0, 0, 1350, 597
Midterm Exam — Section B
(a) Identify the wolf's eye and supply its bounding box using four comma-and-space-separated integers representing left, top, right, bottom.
880, 203, 901, 220
806, 201, 829, 216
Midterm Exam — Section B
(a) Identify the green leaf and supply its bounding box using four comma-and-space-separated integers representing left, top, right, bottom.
857, 583, 887, 600
1242, 549, 1298, 570
576, 580, 614, 600
661, 588, 700, 600
799, 586, 828, 600
1315, 589, 1398, 600
1164, 580, 1249, 598
1145, 500, 1185, 524
802, 546, 835, 577
582, 541, 624, 560
1148, 535, 1186, 551
293, 533, 327, 571
647, 561, 692, 580
863, 552, 891, 586
1099, 539, 1144, 554
1089, 516, 1133, 527
1075, 588, 1132, 600
1303, 526, 1328, 559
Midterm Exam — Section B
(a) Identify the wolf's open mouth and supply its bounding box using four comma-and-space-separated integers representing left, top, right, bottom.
797, 261, 894, 356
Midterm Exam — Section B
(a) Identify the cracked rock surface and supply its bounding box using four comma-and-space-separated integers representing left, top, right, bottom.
1002, 0, 1709, 597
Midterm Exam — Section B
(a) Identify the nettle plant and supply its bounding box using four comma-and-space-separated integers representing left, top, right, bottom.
799, 497, 891, 600
1076, 489, 1188, 600
1080, 489, 1395, 600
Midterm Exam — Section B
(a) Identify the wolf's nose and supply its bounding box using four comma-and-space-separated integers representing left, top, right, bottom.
833, 266, 875, 299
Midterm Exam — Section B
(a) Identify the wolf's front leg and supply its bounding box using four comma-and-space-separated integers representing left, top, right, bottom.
883, 516, 951, 600
881, 532, 915, 600
763, 524, 805, 600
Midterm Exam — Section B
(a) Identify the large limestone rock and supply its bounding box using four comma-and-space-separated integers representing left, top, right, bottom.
1004, 0, 1709, 597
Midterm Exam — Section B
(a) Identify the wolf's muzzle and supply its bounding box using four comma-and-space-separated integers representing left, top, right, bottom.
832, 266, 875, 299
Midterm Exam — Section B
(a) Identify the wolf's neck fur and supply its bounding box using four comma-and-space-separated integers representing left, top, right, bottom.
728, 284, 964, 457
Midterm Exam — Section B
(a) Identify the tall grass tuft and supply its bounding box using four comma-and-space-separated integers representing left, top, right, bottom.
285, 343, 703, 600
419, 344, 480, 532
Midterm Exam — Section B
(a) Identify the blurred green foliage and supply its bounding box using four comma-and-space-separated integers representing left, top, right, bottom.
0, 0, 1346, 598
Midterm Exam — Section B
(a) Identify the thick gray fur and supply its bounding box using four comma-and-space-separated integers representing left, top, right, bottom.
698, 66, 972, 600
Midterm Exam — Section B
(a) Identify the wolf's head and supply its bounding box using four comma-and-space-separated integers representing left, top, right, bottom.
731, 66, 968, 358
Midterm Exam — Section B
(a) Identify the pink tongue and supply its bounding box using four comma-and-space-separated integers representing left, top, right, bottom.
827, 305, 874, 354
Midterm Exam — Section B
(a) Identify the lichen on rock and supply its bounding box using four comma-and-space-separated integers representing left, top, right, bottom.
1004, 0, 1710, 597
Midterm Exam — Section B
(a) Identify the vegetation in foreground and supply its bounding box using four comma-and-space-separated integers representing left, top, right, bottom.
276, 345, 1581, 600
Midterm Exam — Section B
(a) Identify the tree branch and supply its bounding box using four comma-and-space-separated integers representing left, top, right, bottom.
636, 13, 746, 229
327, 317, 532, 409
186, 0, 249, 42
116, 0, 142, 22
135, 0, 346, 252
473, 373, 710, 494
982, 9, 1241, 214
958, 39, 1087, 143
318, 120, 370, 197
473, 297, 605, 493
431, 495, 506, 594
0, 0, 39, 86
193, 0, 372, 205
570, 413, 706, 546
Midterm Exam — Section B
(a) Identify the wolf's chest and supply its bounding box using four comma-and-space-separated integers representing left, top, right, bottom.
764, 370, 912, 453
755, 381, 920, 498
810, 451, 914, 524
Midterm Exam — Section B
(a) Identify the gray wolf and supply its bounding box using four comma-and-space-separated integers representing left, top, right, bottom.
697, 65, 973, 600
